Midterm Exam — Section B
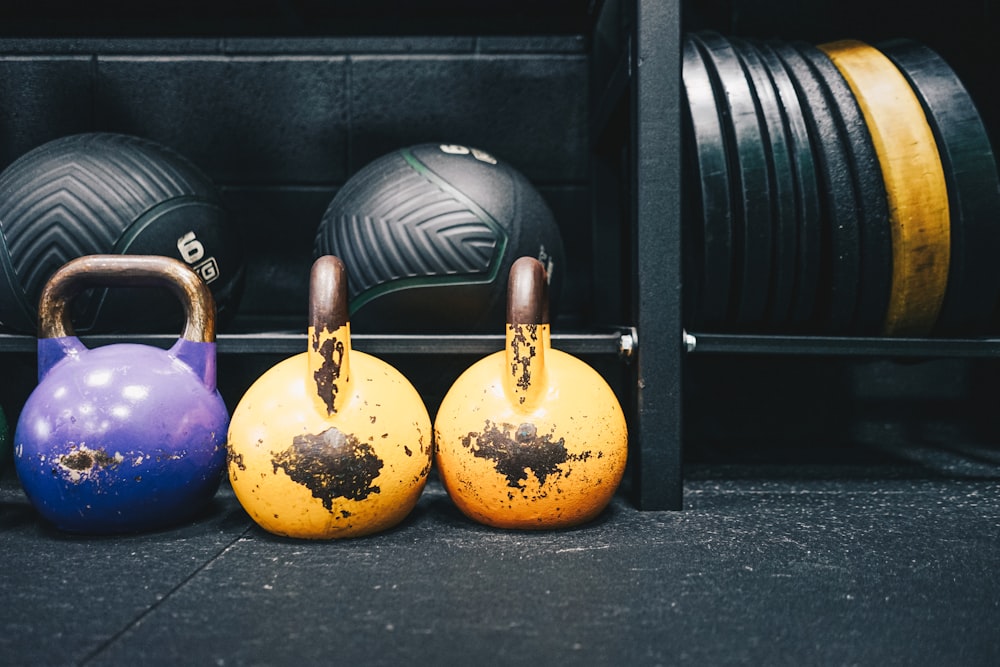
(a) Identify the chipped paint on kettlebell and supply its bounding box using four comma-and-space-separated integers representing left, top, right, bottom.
509, 323, 539, 401
272, 426, 384, 506
227, 256, 432, 539
434, 257, 628, 530
57, 444, 124, 482
311, 324, 346, 415
228, 348, 431, 538
13, 256, 229, 534
460, 419, 596, 489
16, 342, 229, 533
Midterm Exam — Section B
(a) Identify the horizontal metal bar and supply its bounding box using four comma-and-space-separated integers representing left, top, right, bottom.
9, 329, 1000, 359
0, 330, 631, 357
685, 331, 1000, 358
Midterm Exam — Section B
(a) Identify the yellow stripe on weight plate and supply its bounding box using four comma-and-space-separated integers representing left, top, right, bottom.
818, 39, 950, 336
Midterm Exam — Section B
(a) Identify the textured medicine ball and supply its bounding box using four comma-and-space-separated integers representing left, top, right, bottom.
0, 132, 244, 334
314, 143, 566, 333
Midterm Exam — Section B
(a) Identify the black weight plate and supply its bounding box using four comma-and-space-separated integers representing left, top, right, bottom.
753, 40, 823, 329
798, 43, 893, 336
771, 42, 860, 333
772, 42, 861, 335
880, 38, 1000, 336
691, 31, 773, 329
731, 37, 799, 330
681, 34, 734, 328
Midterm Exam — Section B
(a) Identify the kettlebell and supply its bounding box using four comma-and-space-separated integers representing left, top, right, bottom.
434, 257, 628, 529
227, 255, 432, 539
14, 255, 229, 533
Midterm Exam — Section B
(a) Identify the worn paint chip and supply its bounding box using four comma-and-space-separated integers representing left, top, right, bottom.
272, 426, 383, 510
54, 445, 124, 483
460, 420, 589, 489
509, 324, 539, 399
312, 328, 346, 415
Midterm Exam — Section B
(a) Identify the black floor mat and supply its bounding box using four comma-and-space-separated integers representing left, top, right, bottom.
3, 462, 999, 665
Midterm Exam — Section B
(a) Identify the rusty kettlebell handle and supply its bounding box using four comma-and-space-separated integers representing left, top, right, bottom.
507, 256, 550, 325
38, 255, 216, 342
307, 255, 352, 416
310, 255, 349, 334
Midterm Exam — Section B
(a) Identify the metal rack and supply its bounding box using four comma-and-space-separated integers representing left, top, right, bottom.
2, 0, 995, 513
0, 0, 686, 510
592, 0, 1000, 509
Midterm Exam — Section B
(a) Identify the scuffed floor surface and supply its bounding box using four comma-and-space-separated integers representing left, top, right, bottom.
2, 464, 999, 666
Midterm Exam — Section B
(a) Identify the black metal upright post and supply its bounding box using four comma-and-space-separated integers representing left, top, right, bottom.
631, 0, 683, 509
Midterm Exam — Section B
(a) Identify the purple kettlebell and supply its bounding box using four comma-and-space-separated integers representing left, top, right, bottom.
14, 255, 229, 533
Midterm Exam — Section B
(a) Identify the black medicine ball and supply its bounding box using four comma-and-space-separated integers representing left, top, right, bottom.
0, 132, 244, 334
314, 143, 566, 333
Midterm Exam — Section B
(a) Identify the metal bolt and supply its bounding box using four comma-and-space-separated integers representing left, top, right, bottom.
682, 330, 697, 353
618, 329, 637, 360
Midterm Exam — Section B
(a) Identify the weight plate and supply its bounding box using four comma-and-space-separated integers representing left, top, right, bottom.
879, 38, 1000, 336
691, 31, 773, 329
753, 40, 823, 329
772, 42, 861, 334
681, 34, 734, 328
819, 39, 951, 337
799, 43, 892, 336
731, 37, 799, 329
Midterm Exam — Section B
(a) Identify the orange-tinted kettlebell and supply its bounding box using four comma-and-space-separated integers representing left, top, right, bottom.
227, 256, 432, 539
434, 256, 628, 529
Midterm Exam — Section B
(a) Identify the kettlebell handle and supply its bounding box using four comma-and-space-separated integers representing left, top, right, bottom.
507, 256, 549, 325
504, 257, 551, 411
310, 255, 349, 334
307, 255, 352, 416
37, 255, 215, 342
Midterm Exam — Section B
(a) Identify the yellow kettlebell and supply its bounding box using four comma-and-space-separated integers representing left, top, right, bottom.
227, 255, 432, 539
434, 256, 628, 529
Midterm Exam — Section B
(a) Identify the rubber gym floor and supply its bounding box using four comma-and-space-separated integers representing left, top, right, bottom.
2, 444, 998, 666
